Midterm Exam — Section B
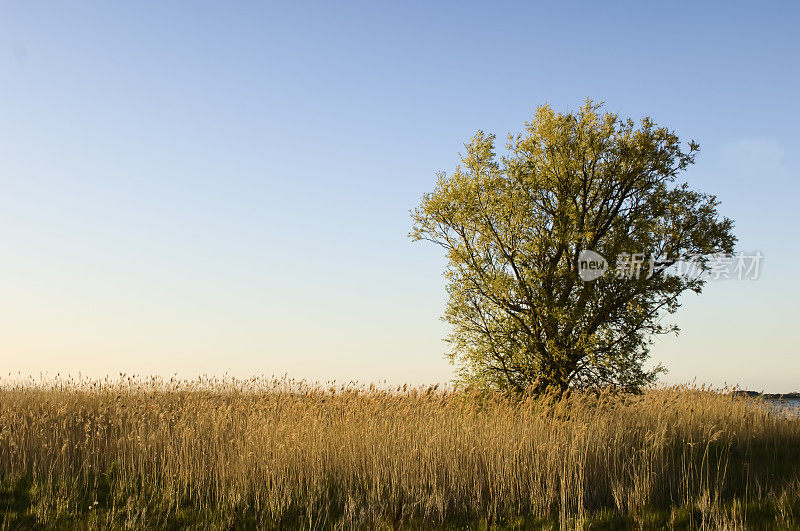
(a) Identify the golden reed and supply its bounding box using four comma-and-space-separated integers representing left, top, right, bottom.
1, 376, 799, 528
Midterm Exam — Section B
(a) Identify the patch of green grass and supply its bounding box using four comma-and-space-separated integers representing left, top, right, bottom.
3, 490, 800, 530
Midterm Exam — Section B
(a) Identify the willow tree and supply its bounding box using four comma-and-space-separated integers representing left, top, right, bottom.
411, 101, 735, 393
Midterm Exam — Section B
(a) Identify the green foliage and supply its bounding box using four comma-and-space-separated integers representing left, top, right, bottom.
411, 100, 736, 393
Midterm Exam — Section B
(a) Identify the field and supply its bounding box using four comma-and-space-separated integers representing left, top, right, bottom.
1, 377, 800, 529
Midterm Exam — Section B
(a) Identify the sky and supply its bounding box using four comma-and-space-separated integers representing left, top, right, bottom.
1, 1, 798, 391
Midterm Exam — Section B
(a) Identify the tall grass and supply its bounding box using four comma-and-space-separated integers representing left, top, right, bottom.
1, 376, 799, 528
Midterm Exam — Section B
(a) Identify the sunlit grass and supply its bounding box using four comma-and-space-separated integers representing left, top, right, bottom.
1, 376, 799, 528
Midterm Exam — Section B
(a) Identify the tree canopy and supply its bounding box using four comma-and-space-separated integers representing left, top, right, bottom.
411, 101, 736, 393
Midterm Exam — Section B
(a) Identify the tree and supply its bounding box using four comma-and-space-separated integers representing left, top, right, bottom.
411, 101, 736, 394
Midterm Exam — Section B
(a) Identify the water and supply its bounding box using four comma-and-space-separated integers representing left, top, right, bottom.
766, 398, 800, 417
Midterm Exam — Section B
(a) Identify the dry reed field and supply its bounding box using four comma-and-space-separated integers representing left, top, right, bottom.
1, 376, 800, 529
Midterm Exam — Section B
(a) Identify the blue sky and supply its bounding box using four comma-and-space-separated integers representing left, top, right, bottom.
1, 1, 798, 390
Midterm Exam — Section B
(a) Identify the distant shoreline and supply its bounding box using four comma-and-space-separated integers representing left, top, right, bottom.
733, 391, 800, 400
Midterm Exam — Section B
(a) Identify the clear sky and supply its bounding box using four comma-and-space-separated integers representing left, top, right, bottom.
1, 2, 798, 391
